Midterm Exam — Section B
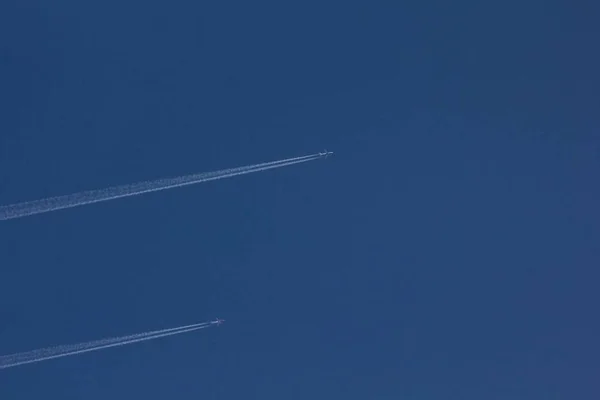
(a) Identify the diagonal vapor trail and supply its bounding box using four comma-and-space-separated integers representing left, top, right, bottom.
0, 153, 325, 221
0, 321, 216, 370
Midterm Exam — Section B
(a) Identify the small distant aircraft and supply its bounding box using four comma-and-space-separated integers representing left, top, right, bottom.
212, 318, 225, 326
319, 150, 333, 158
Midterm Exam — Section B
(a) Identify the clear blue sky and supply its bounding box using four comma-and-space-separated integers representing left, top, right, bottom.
1, 1, 599, 398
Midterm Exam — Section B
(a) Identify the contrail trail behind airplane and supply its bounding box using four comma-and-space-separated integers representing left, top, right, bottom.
0, 152, 329, 221
0, 320, 220, 370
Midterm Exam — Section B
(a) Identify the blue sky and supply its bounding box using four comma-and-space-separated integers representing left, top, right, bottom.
1, 1, 599, 398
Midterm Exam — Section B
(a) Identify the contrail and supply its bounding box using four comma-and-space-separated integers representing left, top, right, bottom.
0, 152, 326, 221
0, 320, 217, 370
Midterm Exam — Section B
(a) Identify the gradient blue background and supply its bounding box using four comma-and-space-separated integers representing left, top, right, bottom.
1, 1, 599, 398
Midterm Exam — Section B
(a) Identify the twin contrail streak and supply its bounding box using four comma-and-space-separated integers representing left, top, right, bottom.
0, 153, 325, 221
0, 321, 216, 370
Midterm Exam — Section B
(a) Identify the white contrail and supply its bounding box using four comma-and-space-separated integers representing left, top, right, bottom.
0, 153, 324, 221
0, 321, 216, 370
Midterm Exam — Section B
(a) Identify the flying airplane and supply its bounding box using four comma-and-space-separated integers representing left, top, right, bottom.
212, 318, 225, 326
319, 150, 333, 158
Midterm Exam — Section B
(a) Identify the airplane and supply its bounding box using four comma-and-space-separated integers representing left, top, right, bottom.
319, 149, 333, 158
212, 318, 225, 326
